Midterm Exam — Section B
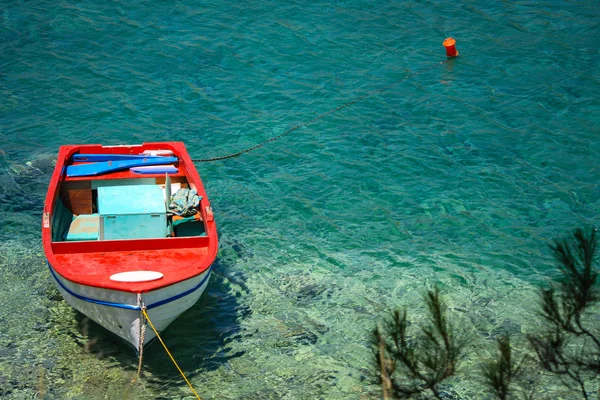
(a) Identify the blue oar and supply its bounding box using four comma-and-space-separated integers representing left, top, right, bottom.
67, 157, 178, 177
72, 154, 168, 162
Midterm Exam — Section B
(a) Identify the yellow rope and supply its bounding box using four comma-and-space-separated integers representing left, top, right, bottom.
141, 308, 202, 400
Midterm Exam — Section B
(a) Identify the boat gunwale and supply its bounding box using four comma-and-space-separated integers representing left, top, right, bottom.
51, 235, 211, 254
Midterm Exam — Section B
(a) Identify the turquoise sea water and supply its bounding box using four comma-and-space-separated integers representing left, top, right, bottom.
1, 0, 599, 398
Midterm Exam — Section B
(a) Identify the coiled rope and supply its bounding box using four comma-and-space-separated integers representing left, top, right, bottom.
191, 58, 449, 163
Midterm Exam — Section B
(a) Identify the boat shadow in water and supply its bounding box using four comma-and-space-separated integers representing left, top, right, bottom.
73, 256, 251, 385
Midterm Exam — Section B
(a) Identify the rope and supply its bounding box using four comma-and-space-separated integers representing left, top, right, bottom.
141, 308, 202, 400
191, 58, 449, 163
132, 312, 147, 382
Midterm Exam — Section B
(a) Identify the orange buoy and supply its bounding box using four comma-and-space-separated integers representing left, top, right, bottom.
443, 37, 459, 57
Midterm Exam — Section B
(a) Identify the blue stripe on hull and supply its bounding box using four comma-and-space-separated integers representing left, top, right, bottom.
47, 262, 212, 310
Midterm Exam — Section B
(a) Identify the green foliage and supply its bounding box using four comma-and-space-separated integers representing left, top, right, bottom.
482, 335, 514, 400
372, 288, 467, 399
372, 227, 600, 399
480, 335, 535, 400
528, 227, 600, 399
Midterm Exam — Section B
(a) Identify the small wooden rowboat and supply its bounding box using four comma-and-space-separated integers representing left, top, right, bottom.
42, 142, 218, 352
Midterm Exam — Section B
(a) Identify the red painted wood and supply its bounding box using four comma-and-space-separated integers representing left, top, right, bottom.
54, 247, 210, 292
42, 142, 219, 293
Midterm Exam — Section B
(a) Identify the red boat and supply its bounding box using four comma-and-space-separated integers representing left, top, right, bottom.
42, 142, 218, 351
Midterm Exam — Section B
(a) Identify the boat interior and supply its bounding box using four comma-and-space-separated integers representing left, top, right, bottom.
52, 174, 206, 244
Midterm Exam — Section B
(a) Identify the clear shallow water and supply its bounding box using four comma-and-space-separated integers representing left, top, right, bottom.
1, 0, 599, 398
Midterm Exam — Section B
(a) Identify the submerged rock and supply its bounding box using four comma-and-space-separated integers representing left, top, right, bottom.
0, 152, 56, 217
295, 283, 327, 302
278, 272, 338, 303
489, 319, 522, 339
220, 238, 253, 261
6, 153, 56, 182
275, 330, 319, 348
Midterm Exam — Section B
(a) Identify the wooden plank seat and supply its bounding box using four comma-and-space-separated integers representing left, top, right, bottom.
65, 214, 100, 241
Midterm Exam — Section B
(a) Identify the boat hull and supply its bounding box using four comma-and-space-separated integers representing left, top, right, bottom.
48, 262, 212, 351
42, 143, 218, 353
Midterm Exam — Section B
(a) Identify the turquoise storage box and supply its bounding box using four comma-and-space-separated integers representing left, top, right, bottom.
97, 185, 167, 240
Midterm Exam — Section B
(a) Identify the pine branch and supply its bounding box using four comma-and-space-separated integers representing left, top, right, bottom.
481, 335, 518, 400
528, 227, 600, 398
373, 288, 466, 399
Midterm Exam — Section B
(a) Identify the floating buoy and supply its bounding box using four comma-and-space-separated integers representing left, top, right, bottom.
443, 37, 459, 57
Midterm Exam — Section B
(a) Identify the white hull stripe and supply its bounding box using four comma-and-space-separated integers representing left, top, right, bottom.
47, 262, 212, 310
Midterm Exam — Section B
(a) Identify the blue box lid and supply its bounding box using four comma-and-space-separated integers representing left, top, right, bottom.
98, 185, 166, 215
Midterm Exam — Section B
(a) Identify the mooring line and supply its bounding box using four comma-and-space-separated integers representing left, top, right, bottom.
191, 58, 450, 163
141, 308, 202, 400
